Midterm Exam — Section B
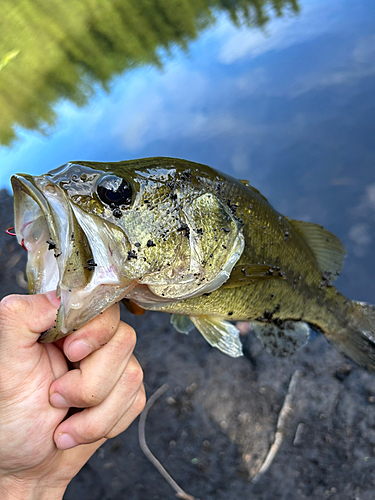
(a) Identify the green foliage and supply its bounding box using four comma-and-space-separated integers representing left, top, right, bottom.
0, 0, 299, 145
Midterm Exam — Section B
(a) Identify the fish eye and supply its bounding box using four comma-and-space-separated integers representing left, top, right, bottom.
97, 175, 132, 207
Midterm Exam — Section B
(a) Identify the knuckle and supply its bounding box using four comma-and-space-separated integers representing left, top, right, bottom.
125, 361, 144, 391
0, 295, 28, 323
133, 386, 146, 414
120, 324, 137, 352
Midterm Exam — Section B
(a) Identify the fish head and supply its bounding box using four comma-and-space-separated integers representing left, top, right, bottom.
11, 159, 245, 342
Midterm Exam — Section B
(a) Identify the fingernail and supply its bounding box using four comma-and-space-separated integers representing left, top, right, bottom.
56, 433, 78, 450
67, 339, 94, 362
50, 392, 69, 408
45, 290, 61, 308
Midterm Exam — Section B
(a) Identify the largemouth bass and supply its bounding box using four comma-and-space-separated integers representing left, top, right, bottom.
11, 157, 375, 369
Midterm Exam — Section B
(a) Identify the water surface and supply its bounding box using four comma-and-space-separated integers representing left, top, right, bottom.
0, 0, 374, 301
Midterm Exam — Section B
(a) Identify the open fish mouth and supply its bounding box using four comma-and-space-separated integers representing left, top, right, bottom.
11, 174, 133, 342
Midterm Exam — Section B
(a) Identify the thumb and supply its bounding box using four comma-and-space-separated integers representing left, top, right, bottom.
0, 291, 61, 351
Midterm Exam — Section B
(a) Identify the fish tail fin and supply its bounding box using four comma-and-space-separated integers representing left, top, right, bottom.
327, 301, 375, 371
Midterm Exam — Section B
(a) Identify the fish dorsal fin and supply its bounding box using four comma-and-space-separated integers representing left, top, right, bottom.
239, 179, 269, 202
239, 179, 252, 188
289, 219, 346, 279
190, 315, 243, 357
222, 263, 286, 289
251, 320, 310, 357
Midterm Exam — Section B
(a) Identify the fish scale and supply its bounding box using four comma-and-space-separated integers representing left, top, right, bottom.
11, 157, 375, 369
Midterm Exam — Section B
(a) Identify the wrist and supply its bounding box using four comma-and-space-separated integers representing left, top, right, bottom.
0, 476, 67, 500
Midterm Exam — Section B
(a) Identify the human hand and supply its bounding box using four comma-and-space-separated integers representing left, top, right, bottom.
0, 292, 145, 500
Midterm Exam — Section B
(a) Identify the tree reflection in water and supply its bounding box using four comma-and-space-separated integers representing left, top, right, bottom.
0, 0, 299, 145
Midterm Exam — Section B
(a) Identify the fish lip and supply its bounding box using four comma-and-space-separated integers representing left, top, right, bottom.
12, 173, 135, 342
11, 174, 59, 246
11, 174, 62, 295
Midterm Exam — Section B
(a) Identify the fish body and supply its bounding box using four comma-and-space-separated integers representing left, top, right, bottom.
11, 157, 375, 368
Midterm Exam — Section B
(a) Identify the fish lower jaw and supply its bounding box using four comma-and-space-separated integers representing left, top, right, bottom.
60, 275, 133, 313
40, 280, 136, 342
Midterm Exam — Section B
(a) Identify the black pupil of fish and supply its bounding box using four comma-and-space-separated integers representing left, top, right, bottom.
97, 176, 132, 207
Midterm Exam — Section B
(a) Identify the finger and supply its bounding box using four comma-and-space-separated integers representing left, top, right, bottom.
62, 303, 120, 362
50, 322, 136, 408
44, 343, 69, 380
54, 356, 145, 450
106, 384, 146, 439
0, 292, 60, 353
236, 321, 251, 335
60, 439, 107, 474
59, 387, 144, 473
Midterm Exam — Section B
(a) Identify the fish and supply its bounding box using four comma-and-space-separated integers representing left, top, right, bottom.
11, 157, 375, 369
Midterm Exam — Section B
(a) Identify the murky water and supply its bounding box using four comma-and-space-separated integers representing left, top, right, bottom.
0, 0, 374, 301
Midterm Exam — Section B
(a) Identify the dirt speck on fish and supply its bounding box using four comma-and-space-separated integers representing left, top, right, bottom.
10, 157, 375, 369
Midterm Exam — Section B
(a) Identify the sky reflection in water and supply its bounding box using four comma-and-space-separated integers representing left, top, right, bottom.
1, 0, 375, 301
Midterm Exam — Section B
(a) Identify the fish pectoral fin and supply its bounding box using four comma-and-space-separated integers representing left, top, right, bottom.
288, 219, 346, 280
222, 264, 286, 289
121, 298, 146, 316
190, 315, 243, 357
170, 314, 195, 335
250, 320, 310, 357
